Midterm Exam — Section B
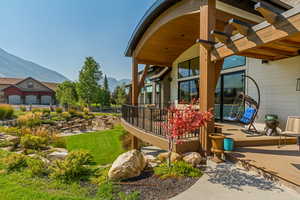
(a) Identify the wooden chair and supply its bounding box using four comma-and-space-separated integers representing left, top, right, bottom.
279, 116, 300, 149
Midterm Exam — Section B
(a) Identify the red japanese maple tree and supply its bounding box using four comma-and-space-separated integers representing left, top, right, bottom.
163, 101, 213, 166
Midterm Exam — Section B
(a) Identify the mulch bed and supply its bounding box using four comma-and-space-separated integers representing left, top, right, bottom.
117, 170, 199, 200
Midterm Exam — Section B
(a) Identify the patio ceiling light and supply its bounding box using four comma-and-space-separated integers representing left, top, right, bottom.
297, 78, 300, 91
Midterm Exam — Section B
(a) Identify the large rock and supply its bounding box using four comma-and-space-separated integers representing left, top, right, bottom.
47, 151, 68, 161
144, 154, 161, 168
183, 152, 202, 167
157, 152, 182, 163
108, 150, 146, 180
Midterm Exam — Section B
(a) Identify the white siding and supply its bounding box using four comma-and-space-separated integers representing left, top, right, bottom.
247, 57, 300, 128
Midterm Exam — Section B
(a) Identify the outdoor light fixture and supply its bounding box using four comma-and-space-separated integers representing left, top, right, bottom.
297, 78, 300, 91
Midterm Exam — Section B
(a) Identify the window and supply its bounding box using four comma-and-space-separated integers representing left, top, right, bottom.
223, 55, 246, 69
27, 81, 34, 88
178, 57, 199, 78
145, 85, 153, 104
178, 79, 199, 103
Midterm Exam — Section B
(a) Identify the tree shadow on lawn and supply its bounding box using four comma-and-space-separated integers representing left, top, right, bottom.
205, 162, 284, 192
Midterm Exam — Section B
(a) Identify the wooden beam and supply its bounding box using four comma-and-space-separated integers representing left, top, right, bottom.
131, 58, 139, 105
228, 18, 252, 36
254, 2, 284, 24
136, 58, 171, 67
238, 52, 277, 60
257, 46, 298, 57
275, 40, 300, 49
196, 39, 216, 50
211, 30, 230, 44
138, 65, 150, 92
199, 0, 216, 156
212, 6, 300, 61
214, 60, 224, 89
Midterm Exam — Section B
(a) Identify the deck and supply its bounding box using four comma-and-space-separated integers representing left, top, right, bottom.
217, 123, 297, 147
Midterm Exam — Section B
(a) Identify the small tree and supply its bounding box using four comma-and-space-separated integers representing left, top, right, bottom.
115, 85, 127, 105
77, 57, 102, 106
163, 101, 213, 166
56, 81, 78, 110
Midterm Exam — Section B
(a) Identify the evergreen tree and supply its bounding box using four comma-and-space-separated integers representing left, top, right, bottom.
77, 57, 102, 106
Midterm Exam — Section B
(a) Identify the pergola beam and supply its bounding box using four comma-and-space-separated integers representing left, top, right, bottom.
254, 1, 284, 24
211, 30, 230, 44
228, 18, 252, 36
212, 6, 300, 61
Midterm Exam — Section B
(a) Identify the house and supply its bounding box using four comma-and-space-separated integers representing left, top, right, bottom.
121, 0, 300, 154
0, 77, 58, 105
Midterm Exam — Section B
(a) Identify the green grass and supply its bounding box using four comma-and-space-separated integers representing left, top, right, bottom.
93, 112, 121, 117
65, 125, 125, 165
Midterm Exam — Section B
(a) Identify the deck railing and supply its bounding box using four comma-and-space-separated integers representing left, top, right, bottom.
121, 104, 199, 139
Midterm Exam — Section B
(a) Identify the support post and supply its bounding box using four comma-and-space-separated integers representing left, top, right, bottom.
131, 134, 139, 150
199, 0, 216, 156
131, 58, 139, 106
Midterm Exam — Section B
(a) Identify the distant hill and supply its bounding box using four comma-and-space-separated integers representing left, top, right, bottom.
100, 77, 130, 92
0, 48, 68, 83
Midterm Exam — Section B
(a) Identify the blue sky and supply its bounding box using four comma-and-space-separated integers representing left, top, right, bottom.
0, 0, 156, 80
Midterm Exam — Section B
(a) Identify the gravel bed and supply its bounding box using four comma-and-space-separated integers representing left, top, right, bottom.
118, 170, 199, 200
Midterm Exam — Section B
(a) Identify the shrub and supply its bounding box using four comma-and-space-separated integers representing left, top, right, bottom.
32, 108, 41, 113
20, 134, 48, 150
50, 150, 93, 181
61, 112, 71, 121
0, 127, 21, 136
0, 104, 14, 120
154, 161, 202, 179
68, 109, 77, 117
18, 112, 42, 128
42, 108, 51, 116
41, 119, 56, 125
118, 191, 141, 200
0, 140, 14, 147
3, 153, 27, 171
83, 107, 89, 115
19, 106, 26, 112
51, 136, 66, 148
97, 182, 117, 200
55, 107, 63, 114
27, 157, 48, 176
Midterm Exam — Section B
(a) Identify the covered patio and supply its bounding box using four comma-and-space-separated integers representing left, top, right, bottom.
124, 0, 300, 154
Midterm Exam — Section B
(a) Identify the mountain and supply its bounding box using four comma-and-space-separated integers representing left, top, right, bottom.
0, 48, 68, 83
101, 77, 131, 92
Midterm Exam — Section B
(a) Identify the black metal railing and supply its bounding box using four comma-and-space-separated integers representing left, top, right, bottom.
122, 104, 199, 139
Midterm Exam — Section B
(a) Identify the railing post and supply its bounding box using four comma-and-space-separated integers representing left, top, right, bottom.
150, 108, 153, 132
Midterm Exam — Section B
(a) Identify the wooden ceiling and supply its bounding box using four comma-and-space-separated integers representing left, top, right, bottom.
135, 10, 258, 66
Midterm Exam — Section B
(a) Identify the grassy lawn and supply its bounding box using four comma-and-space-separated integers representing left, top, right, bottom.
65, 125, 125, 165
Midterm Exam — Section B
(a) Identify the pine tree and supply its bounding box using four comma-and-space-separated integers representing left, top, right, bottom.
77, 57, 102, 106
102, 75, 111, 106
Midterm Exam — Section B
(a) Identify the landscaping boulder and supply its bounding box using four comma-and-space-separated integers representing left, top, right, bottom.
1, 146, 14, 152
157, 152, 182, 163
47, 151, 68, 161
108, 150, 146, 180
183, 152, 202, 167
144, 154, 161, 168
5, 135, 20, 145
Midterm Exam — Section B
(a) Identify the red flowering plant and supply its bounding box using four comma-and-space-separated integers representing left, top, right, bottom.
163, 99, 213, 166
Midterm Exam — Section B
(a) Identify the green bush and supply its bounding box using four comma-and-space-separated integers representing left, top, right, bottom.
97, 182, 117, 200
20, 134, 48, 150
0, 127, 21, 136
32, 108, 41, 113
50, 150, 93, 181
118, 191, 141, 200
68, 109, 77, 117
3, 153, 27, 171
42, 108, 51, 116
27, 157, 48, 176
41, 119, 56, 125
0, 104, 14, 120
51, 137, 66, 148
17, 112, 42, 128
19, 106, 26, 112
154, 161, 202, 179
0, 140, 14, 148
61, 112, 71, 121
55, 107, 63, 114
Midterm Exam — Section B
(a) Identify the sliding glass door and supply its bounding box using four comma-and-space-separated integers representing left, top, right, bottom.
215, 70, 245, 121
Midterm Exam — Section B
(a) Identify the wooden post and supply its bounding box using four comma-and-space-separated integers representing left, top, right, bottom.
199, 0, 216, 155
131, 58, 139, 106
131, 58, 139, 149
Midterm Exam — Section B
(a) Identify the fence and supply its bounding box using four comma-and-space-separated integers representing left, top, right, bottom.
122, 104, 199, 139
